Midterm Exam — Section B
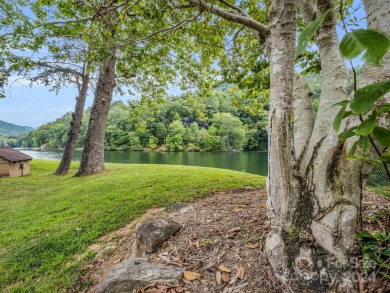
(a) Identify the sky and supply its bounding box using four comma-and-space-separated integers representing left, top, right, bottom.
0, 1, 366, 129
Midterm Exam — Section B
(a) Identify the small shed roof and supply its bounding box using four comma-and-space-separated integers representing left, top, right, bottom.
0, 148, 33, 162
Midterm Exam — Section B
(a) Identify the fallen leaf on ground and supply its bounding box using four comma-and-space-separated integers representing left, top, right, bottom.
260, 204, 266, 208
194, 239, 200, 248
113, 258, 122, 264
236, 267, 245, 279
183, 271, 201, 281
216, 271, 222, 285
206, 219, 213, 223
233, 207, 242, 213
228, 227, 242, 233
221, 272, 230, 283
144, 282, 158, 289
218, 264, 232, 273
267, 269, 277, 285
245, 243, 260, 249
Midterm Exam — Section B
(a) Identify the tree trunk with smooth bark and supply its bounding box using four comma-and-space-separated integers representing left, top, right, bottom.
75, 7, 117, 177
75, 53, 116, 176
265, 0, 365, 291
54, 74, 90, 175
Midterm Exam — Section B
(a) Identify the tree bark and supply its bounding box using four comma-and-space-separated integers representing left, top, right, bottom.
54, 74, 90, 175
265, 0, 299, 283
293, 73, 315, 158
361, 0, 390, 178
266, 0, 363, 290
75, 52, 116, 176
363, 0, 390, 73
362, 0, 390, 100
75, 5, 117, 177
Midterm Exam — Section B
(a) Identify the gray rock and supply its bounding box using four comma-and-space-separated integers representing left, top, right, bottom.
170, 202, 192, 212
135, 218, 182, 254
96, 246, 117, 259
96, 258, 184, 293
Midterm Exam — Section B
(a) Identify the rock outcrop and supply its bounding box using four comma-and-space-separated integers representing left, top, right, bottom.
96, 258, 184, 293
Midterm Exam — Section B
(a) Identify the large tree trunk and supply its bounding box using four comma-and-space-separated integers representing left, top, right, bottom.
265, 0, 301, 284
76, 53, 116, 176
357, 0, 390, 181
54, 74, 90, 175
76, 7, 117, 177
266, 0, 363, 291
362, 0, 390, 109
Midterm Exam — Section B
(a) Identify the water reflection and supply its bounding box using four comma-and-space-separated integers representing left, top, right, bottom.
19, 149, 268, 176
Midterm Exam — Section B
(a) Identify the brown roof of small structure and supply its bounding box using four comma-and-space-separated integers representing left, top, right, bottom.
0, 148, 33, 162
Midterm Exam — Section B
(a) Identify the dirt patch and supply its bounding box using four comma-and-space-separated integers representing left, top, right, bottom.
362, 190, 390, 233
76, 188, 287, 293
75, 188, 389, 293
146, 188, 286, 293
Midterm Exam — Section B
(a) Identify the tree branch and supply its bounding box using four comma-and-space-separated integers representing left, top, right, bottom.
297, 0, 316, 23
233, 25, 245, 53
118, 11, 203, 48
170, 0, 270, 37
217, 0, 249, 17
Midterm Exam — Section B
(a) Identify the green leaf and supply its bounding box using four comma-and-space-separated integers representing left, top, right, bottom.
339, 29, 390, 65
343, 111, 354, 119
338, 126, 357, 142
351, 80, 390, 114
377, 103, 390, 115
372, 188, 390, 198
348, 154, 383, 165
296, 10, 330, 58
355, 111, 377, 135
373, 127, 390, 146
378, 271, 390, 280
357, 135, 371, 154
383, 248, 390, 256
333, 100, 350, 107
380, 149, 390, 163
333, 104, 347, 131
348, 141, 358, 156
356, 231, 376, 239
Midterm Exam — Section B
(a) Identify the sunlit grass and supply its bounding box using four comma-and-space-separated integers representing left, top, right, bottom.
0, 160, 264, 292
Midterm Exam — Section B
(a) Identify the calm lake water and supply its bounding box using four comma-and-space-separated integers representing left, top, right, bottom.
19, 149, 268, 176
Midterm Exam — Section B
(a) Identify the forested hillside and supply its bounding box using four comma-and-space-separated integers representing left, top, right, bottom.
0, 120, 33, 137
0, 120, 34, 147
16, 85, 269, 151
12, 71, 339, 152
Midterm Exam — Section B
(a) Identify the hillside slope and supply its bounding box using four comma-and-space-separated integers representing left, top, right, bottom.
0, 120, 34, 137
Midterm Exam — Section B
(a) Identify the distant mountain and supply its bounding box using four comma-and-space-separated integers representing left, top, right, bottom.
0, 120, 34, 137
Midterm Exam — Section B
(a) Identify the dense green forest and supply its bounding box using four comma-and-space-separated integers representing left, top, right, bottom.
8, 71, 335, 152
15, 84, 269, 152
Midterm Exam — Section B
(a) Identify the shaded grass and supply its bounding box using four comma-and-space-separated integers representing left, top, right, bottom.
0, 160, 264, 292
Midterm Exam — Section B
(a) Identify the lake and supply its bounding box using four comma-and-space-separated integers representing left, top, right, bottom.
19, 149, 268, 176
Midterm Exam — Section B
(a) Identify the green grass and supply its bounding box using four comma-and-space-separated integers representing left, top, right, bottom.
0, 160, 264, 292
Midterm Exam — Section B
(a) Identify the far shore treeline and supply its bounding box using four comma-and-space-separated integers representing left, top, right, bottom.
2, 72, 331, 152
4, 84, 271, 152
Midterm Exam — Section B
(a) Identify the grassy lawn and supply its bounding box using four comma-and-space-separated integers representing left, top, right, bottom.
0, 160, 264, 292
